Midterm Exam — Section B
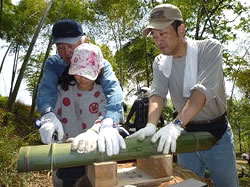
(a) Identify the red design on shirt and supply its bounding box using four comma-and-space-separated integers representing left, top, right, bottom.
82, 123, 87, 129
89, 102, 99, 114
77, 93, 82, 97
94, 91, 100, 98
62, 117, 68, 124
88, 86, 94, 91
57, 108, 62, 116
63, 97, 71, 106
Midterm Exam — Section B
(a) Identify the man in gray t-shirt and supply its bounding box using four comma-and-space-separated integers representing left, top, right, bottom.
128, 4, 238, 187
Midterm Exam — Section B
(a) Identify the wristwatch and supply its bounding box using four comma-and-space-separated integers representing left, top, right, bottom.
173, 119, 184, 128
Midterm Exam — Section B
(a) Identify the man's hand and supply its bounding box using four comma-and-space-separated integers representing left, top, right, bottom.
151, 122, 183, 154
98, 118, 126, 156
127, 123, 157, 141
39, 112, 64, 144
71, 129, 99, 153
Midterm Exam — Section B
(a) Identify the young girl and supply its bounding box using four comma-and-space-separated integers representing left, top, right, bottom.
53, 43, 125, 186
55, 43, 106, 142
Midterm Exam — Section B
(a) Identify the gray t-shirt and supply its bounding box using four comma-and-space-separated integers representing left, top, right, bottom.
151, 39, 226, 121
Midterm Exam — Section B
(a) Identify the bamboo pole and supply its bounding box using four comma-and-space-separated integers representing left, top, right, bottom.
17, 132, 216, 172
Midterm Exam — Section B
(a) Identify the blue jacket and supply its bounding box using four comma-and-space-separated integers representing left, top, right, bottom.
36, 54, 123, 123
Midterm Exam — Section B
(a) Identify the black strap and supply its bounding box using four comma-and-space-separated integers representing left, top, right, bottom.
185, 114, 228, 141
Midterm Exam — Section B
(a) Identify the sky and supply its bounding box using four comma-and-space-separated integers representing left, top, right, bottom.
0, 0, 248, 106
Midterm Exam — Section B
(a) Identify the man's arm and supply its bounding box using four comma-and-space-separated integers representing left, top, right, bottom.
148, 95, 165, 126
36, 55, 67, 115
176, 90, 206, 126
100, 59, 123, 123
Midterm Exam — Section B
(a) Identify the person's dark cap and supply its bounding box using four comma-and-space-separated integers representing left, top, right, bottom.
52, 19, 84, 44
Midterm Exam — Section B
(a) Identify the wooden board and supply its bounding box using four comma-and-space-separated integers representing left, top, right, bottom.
137, 155, 173, 178
87, 161, 117, 187
115, 163, 204, 187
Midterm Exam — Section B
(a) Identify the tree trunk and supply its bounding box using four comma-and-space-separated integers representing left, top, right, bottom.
238, 125, 242, 153
7, 0, 55, 112
9, 44, 19, 97
0, 0, 3, 24
0, 42, 13, 74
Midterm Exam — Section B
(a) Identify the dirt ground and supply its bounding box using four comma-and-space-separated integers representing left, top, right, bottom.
25, 163, 214, 187
26, 160, 249, 187
25, 171, 53, 187
26, 171, 214, 187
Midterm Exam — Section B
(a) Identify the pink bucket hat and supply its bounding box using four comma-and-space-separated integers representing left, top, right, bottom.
69, 43, 104, 80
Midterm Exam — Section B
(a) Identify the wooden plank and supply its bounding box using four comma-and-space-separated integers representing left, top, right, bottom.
137, 155, 173, 178
87, 161, 117, 187
116, 163, 204, 187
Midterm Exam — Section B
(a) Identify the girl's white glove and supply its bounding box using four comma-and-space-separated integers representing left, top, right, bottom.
39, 112, 64, 144
98, 118, 126, 156
71, 129, 99, 153
127, 123, 157, 141
151, 122, 183, 154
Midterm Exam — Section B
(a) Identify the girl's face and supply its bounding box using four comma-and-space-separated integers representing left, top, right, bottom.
74, 75, 94, 91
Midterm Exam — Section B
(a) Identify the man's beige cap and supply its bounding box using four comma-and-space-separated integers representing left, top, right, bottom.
142, 4, 183, 36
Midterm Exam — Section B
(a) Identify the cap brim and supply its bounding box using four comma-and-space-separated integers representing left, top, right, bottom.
68, 69, 97, 81
142, 20, 174, 36
53, 35, 82, 44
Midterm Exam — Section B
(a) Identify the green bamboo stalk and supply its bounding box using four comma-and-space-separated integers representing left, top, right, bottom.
17, 132, 216, 172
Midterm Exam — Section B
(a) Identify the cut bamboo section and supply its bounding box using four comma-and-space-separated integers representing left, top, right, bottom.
17, 132, 216, 172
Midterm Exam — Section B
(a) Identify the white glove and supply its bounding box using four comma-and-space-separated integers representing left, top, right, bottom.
151, 122, 183, 154
127, 123, 157, 141
39, 112, 64, 144
98, 118, 126, 156
71, 129, 99, 153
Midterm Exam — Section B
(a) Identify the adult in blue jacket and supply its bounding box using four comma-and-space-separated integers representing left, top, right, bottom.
37, 19, 125, 157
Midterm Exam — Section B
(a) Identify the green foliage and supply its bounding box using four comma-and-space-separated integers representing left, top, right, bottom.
0, 95, 8, 108
117, 36, 159, 88
91, 0, 144, 40
0, 124, 31, 185
235, 68, 250, 99
228, 98, 250, 153
0, 95, 41, 185
223, 37, 250, 99
23, 53, 44, 97
162, 99, 176, 123
1, 0, 47, 46
47, 0, 95, 23
100, 44, 118, 72
0, 0, 16, 40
